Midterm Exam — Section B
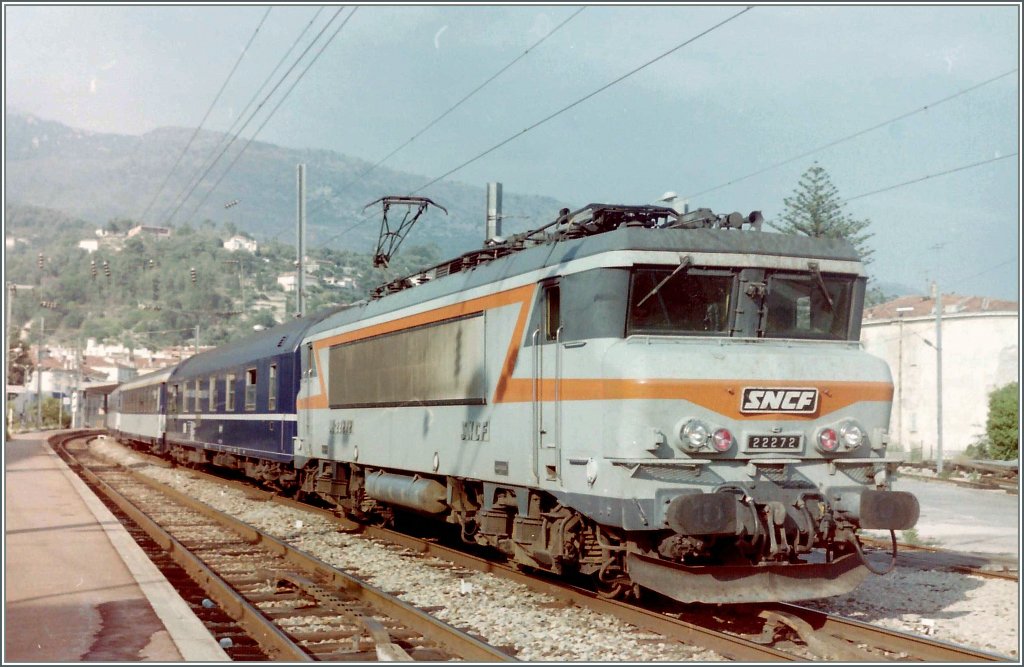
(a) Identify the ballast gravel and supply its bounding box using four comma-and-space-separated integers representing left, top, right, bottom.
90, 438, 1019, 660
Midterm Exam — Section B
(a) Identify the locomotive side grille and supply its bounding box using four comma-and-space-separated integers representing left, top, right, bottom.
635, 465, 721, 485
756, 465, 817, 489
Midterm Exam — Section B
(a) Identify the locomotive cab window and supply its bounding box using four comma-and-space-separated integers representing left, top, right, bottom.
245, 368, 257, 411
628, 267, 734, 336
762, 273, 855, 340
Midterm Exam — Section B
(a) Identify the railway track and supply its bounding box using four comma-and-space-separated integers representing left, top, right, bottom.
55, 433, 514, 662
81, 433, 1014, 662
859, 536, 1018, 581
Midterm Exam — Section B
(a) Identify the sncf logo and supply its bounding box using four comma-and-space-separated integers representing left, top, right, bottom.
741, 387, 819, 414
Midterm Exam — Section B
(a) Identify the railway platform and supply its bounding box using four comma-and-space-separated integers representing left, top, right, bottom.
3, 431, 228, 662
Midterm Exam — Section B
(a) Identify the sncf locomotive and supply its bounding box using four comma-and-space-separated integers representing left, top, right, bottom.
107, 203, 919, 604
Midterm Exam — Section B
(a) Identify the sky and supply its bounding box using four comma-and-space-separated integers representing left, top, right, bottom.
3, 4, 1021, 300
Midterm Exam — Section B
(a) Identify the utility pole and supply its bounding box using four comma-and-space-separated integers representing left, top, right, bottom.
4, 283, 13, 398
36, 316, 44, 428
194, 325, 200, 357
933, 284, 944, 474
296, 163, 307, 318
894, 306, 914, 453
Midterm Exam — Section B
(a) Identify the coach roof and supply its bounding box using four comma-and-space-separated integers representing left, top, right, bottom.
170, 306, 348, 381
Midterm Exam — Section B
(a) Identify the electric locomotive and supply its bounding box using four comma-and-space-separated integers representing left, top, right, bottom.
293, 203, 920, 604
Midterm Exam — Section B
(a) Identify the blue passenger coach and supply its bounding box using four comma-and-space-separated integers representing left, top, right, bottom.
164, 308, 344, 484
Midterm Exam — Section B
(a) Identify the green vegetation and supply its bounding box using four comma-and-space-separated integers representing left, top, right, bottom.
772, 163, 874, 263
985, 382, 1019, 460
4, 203, 442, 360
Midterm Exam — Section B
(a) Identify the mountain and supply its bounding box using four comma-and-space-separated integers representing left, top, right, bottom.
4, 113, 569, 255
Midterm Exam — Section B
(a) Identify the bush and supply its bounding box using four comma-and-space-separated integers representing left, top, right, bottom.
985, 382, 1019, 460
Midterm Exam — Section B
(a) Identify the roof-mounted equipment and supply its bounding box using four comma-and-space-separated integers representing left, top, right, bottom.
365, 196, 448, 268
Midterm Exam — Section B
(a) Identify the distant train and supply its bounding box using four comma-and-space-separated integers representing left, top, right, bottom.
107, 202, 919, 604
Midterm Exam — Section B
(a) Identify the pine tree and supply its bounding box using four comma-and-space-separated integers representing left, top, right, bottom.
773, 163, 874, 263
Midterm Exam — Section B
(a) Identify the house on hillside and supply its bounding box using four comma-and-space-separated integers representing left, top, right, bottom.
224, 235, 258, 253
126, 225, 171, 239
78, 238, 99, 253
861, 294, 1018, 459
276, 271, 319, 292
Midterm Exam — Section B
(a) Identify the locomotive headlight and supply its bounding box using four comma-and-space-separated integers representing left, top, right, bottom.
839, 421, 865, 449
679, 419, 710, 451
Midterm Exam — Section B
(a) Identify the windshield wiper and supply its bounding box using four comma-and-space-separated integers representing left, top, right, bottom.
808, 261, 834, 312
637, 254, 692, 308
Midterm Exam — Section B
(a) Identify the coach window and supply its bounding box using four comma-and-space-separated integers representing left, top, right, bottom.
209, 377, 217, 412
195, 379, 203, 412
226, 374, 236, 411
245, 368, 257, 411
544, 284, 561, 341
268, 364, 278, 411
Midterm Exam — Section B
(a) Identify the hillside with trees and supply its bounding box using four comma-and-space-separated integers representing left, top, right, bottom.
4, 203, 441, 354
4, 112, 567, 255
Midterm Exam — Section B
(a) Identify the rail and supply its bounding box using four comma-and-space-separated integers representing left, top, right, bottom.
56, 433, 515, 662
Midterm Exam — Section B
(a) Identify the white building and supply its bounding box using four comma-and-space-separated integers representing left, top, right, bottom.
861, 294, 1018, 459
127, 225, 171, 239
276, 271, 319, 292
323, 275, 356, 288
224, 235, 258, 253
78, 238, 99, 253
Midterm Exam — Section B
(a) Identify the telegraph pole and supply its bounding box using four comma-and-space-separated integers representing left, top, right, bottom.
296, 164, 307, 318
36, 316, 44, 428
895, 306, 914, 452
933, 284, 944, 474
4, 283, 13, 398
194, 325, 200, 356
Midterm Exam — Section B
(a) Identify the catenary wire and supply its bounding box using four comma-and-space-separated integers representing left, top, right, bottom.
137, 7, 272, 224
154, 7, 325, 225
845, 152, 1016, 201
411, 6, 754, 196
314, 6, 587, 216
683, 67, 1018, 201
179, 8, 358, 226
161, 7, 346, 228
315, 6, 753, 250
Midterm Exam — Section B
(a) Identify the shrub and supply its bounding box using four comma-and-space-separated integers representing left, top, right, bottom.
985, 382, 1019, 461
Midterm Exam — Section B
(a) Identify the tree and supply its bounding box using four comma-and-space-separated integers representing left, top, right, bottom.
773, 163, 874, 263
985, 382, 1019, 460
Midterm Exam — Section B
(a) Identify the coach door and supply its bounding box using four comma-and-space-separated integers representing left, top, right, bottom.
532, 281, 562, 483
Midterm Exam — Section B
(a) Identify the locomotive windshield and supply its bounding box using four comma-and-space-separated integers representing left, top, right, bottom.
763, 273, 855, 340
627, 268, 733, 336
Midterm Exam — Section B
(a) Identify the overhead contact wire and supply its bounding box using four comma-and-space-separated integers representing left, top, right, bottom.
180, 7, 359, 224
138, 7, 272, 224
162, 7, 346, 227
684, 67, 1018, 200
411, 6, 754, 196
157, 7, 325, 224
845, 152, 1017, 201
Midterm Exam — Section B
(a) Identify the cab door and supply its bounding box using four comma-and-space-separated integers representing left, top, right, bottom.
532, 281, 562, 483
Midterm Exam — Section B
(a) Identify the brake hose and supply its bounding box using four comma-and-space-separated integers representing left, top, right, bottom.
853, 529, 898, 575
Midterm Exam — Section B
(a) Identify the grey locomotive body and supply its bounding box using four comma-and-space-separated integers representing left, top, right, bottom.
294, 205, 919, 603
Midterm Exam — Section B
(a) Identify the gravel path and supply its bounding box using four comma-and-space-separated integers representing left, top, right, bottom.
90, 437, 1019, 660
